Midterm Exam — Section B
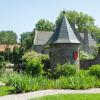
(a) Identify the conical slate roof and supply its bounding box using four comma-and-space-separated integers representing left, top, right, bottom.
48, 15, 80, 44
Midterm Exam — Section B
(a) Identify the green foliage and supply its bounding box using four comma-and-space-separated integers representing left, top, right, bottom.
25, 58, 44, 76
0, 61, 2, 69
1, 71, 100, 94
50, 70, 97, 89
20, 31, 35, 50
67, 71, 96, 89
36, 19, 55, 31
0, 56, 4, 61
30, 94, 100, 100
53, 63, 77, 78
0, 86, 15, 96
80, 51, 94, 60
12, 46, 24, 64
56, 10, 95, 33
93, 46, 100, 58
22, 51, 45, 76
91, 26, 100, 40
0, 61, 5, 76
22, 51, 42, 61
0, 31, 17, 44
5, 73, 52, 93
6, 73, 35, 93
89, 64, 100, 78
56, 10, 100, 40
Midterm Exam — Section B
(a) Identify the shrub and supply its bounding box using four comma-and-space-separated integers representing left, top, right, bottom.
22, 51, 42, 61
0, 56, 4, 61
89, 64, 100, 78
41, 55, 50, 72
0, 61, 3, 69
0, 61, 5, 76
80, 51, 94, 60
22, 51, 43, 76
22, 51, 49, 76
53, 63, 77, 78
25, 58, 44, 76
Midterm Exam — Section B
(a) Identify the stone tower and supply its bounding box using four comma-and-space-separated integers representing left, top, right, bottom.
48, 14, 80, 71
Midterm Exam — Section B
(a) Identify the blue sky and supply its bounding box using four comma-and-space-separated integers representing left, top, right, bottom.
0, 0, 100, 38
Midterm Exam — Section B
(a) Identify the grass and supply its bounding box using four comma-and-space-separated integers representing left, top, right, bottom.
0, 86, 15, 96
0, 71, 100, 93
30, 94, 100, 100
0, 64, 100, 95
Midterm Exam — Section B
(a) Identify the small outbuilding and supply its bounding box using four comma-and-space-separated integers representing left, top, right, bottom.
48, 13, 80, 71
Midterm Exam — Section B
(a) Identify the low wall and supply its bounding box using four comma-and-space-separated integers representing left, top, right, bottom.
80, 47, 100, 69
80, 59, 94, 69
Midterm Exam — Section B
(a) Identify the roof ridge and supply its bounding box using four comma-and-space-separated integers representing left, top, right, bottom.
47, 15, 80, 44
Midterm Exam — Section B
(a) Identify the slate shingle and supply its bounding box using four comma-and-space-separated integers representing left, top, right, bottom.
34, 31, 53, 45
48, 15, 80, 44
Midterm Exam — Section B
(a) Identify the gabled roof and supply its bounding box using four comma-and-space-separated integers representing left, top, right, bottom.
34, 31, 53, 45
47, 15, 80, 44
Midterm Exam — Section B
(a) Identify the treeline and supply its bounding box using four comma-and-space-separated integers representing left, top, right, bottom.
0, 10, 100, 50
18, 10, 100, 52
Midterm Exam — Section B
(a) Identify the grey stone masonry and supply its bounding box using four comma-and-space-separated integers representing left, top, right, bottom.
50, 44, 80, 71
49, 14, 80, 71
80, 47, 100, 69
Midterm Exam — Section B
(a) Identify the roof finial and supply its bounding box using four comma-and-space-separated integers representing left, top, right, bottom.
62, 10, 66, 15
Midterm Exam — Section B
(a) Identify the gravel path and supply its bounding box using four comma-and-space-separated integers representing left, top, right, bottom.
0, 88, 100, 100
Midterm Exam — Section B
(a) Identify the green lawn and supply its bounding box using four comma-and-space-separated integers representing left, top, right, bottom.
30, 94, 100, 100
0, 86, 15, 96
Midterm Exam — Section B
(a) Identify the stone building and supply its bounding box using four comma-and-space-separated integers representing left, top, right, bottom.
72, 25, 96, 54
33, 31, 53, 53
47, 15, 80, 70
33, 25, 96, 55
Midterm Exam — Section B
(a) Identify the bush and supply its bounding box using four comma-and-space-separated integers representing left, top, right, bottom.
80, 51, 94, 60
22, 51, 42, 61
53, 63, 77, 78
0, 56, 4, 61
25, 58, 44, 76
0, 61, 5, 76
41, 55, 50, 71
0, 61, 3, 69
22, 51, 49, 76
89, 64, 100, 78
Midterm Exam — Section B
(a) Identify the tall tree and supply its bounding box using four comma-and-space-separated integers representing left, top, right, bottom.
20, 31, 34, 50
56, 10, 95, 33
36, 19, 55, 31
0, 31, 17, 44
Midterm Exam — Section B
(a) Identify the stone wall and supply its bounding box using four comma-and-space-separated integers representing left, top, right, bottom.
80, 47, 100, 69
50, 43, 80, 71
33, 45, 49, 54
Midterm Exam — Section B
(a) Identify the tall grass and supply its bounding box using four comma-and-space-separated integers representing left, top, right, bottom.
2, 71, 100, 93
